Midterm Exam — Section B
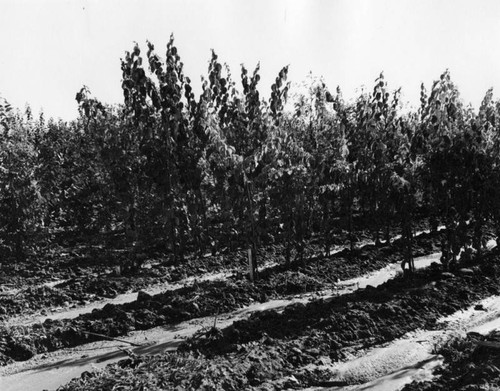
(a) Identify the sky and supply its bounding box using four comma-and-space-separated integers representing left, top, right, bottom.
1, 0, 500, 121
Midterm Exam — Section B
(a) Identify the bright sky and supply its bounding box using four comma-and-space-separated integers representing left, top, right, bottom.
1, 0, 500, 121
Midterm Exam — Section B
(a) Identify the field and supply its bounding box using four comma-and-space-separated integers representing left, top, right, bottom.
1, 37, 500, 390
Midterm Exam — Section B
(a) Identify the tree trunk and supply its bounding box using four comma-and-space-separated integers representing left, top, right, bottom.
245, 180, 258, 280
348, 196, 354, 253
322, 199, 331, 257
473, 216, 483, 256
401, 195, 414, 275
125, 193, 138, 244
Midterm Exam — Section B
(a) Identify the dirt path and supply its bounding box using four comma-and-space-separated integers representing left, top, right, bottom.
3, 270, 231, 327
296, 241, 500, 391
4, 291, 500, 391
0, 248, 456, 391
0, 297, 313, 390
2, 233, 490, 391
0, 279, 69, 296
3, 226, 443, 328
302, 296, 500, 391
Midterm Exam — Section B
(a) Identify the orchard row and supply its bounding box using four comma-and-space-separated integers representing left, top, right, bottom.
0, 36, 498, 275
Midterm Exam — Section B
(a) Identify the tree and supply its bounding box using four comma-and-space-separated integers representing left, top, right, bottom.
0, 101, 45, 261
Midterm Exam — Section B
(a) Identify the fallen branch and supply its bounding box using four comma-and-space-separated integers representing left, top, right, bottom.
83, 331, 142, 347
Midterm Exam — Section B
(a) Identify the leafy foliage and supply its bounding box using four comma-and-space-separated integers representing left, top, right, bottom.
0, 37, 499, 278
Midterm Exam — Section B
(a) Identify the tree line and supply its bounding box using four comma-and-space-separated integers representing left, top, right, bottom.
1, 35, 499, 276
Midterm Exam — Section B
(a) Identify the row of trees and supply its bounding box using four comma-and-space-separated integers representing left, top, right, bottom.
1, 36, 500, 276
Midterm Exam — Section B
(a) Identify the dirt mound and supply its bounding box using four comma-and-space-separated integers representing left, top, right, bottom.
0, 230, 447, 365
0, 285, 88, 319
